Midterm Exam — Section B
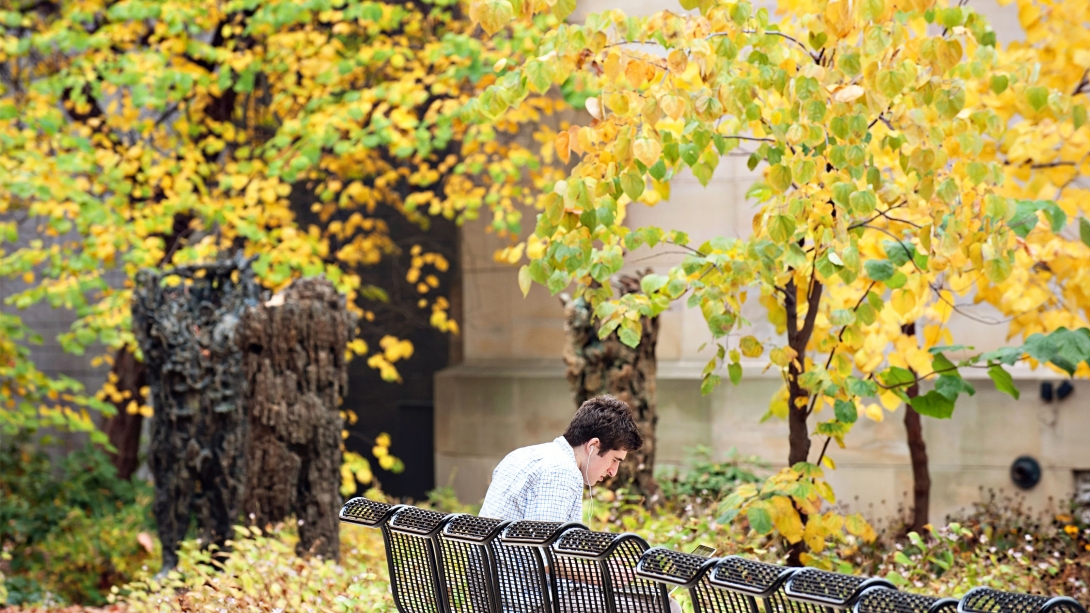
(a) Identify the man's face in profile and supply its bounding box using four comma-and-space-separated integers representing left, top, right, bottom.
586, 448, 627, 485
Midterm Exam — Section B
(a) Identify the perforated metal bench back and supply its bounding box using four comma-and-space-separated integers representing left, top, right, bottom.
636, 548, 756, 613
785, 568, 894, 610
550, 529, 669, 613
436, 515, 509, 613
707, 557, 825, 613
959, 588, 1088, 613
386, 506, 451, 613
854, 587, 958, 613
496, 520, 587, 613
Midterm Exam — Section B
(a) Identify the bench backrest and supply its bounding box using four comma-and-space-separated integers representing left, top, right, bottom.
705, 556, 803, 613
636, 547, 743, 613
551, 528, 671, 613
498, 520, 587, 613
958, 588, 1087, 613
854, 586, 959, 613
438, 514, 509, 613
387, 505, 453, 613
783, 568, 896, 613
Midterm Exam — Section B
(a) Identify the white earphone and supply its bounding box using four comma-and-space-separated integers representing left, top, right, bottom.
584, 443, 595, 527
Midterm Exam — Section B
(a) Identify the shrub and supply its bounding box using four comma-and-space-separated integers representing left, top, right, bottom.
656, 446, 766, 505
0, 434, 157, 605
116, 522, 395, 613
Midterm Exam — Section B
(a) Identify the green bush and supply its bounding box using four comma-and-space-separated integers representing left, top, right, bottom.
656, 446, 766, 505
0, 434, 158, 606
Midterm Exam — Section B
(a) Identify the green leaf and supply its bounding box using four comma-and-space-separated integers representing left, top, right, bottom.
880, 366, 916, 387
716, 508, 740, 524
1080, 218, 1090, 248
769, 164, 793, 193
619, 320, 641, 348
524, 60, 556, 94
931, 352, 956, 373
990, 75, 1009, 94
621, 171, 645, 201
988, 364, 1019, 399
728, 362, 743, 385
769, 215, 796, 243
909, 390, 955, 419
834, 399, 858, 424
882, 240, 915, 267
747, 506, 773, 535
885, 571, 909, 587
848, 190, 877, 215
680, 143, 701, 167
985, 257, 1012, 284
935, 374, 975, 399
1026, 86, 1049, 113
864, 259, 895, 281
847, 377, 878, 398
547, 269, 568, 294
640, 274, 668, 295
701, 374, 722, 396
876, 69, 906, 99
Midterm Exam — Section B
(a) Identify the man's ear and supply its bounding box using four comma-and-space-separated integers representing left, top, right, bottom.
587, 437, 602, 454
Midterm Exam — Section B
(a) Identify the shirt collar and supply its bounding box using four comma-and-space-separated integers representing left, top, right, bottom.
553, 435, 577, 465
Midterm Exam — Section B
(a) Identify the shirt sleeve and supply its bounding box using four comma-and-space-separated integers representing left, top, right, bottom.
522, 466, 584, 523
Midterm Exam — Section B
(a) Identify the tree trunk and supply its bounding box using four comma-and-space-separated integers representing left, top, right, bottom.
100, 348, 147, 480
132, 256, 259, 571
901, 322, 930, 533
236, 277, 352, 561
561, 272, 661, 502
783, 277, 822, 566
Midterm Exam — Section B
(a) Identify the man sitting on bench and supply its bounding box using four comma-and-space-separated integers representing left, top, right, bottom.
481, 395, 679, 613
480, 394, 641, 525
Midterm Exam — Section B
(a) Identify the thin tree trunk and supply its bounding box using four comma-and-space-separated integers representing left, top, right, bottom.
561, 272, 661, 502
237, 278, 352, 560
901, 322, 930, 533
101, 348, 147, 480
783, 276, 822, 566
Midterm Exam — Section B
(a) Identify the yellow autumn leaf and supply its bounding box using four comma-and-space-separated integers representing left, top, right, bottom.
892, 289, 917, 315
803, 512, 827, 553
770, 495, 805, 543
633, 138, 662, 167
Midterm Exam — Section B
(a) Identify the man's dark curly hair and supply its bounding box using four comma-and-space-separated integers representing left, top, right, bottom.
562, 395, 643, 453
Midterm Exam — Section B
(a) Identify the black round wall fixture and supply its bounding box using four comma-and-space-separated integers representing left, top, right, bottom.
1010, 456, 1042, 490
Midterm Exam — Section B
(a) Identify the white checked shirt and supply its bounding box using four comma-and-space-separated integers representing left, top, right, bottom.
479, 436, 584, 524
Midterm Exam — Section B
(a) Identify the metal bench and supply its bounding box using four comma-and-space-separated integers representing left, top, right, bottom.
497, 520, 587, 613
704, 556, 802, 613
342, 499, 1090, 613
549, 528, 671, 613
855, 586, 958, 613
958, 588, 1087, 613
634, 547, 731, 613
784, 568, 896, 613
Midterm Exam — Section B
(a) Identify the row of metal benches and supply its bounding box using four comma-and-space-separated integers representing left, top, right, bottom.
339, 497, 1087, 613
